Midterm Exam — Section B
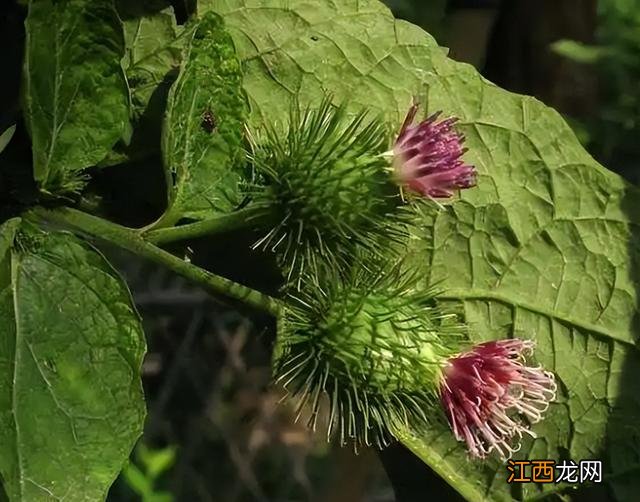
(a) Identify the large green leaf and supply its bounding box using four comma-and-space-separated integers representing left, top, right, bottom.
201, 0, 441, 125
403, 71, 640, 501
0, 222, 146, 501
196, 0, 444, 233
204, 0, 640, 500
23, 0, 129, 192
156, 12, 248, 227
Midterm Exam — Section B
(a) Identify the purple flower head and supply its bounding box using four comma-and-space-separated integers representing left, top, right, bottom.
439, 339, 556, 459
393, 103, 476, 198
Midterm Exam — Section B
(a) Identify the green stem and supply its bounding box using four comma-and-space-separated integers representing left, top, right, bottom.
143, 207, 268, 245
29, 207, 281, 316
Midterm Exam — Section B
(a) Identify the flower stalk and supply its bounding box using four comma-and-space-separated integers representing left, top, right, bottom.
28, 207, 280, 315
143, 206, 271, 245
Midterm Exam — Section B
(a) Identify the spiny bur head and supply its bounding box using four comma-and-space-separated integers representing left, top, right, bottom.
274, 264, 464, 448
248, 97, 405, 281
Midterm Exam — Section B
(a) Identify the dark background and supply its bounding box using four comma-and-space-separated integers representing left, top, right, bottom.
1, 1, 638, 501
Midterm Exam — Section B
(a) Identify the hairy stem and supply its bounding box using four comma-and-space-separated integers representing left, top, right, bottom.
143, 206, 269, 245
29, 207, 281, 316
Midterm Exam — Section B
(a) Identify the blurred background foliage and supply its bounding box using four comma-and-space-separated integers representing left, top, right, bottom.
2, 0, 638, 501
552, 0, 640, 178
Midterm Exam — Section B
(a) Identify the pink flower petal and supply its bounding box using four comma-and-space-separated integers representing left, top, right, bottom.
439, 339, 556, 459
393, 105, 477, 199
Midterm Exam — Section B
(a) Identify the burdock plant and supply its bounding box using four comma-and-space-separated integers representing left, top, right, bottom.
3, 2, 631, 499
265, 100, 555, 458
246, 98, 480, 285
274, 258, 557, 457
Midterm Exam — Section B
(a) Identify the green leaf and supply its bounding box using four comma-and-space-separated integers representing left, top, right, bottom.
204, 0, 640, 499
0, 125, 16, 156
23, 0, 130, 192
101, 1, 185, 166
157, 11, 248, 226
0, 224, 146, 501
404, 75, 640, 500
0, 219, 21, 258
551, 39, 611, 64
138, 444, 176, 480
121, 462, 153, 497
119, 2, 181, 121
201, 0, 440, 125
393, 426, 513, 502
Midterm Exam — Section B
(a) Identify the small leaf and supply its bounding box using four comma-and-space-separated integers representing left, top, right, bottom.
157, 11, 248, 226
138, 444, 177, 480
101, 1, 185, 166
0, 125, 16, 155
118, 1, 182, 121
0, 224, 146, 501
121, 462, 153, 497
0, 219, 21, 257
551, 39, 610, 64
23, 0, 130, 192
